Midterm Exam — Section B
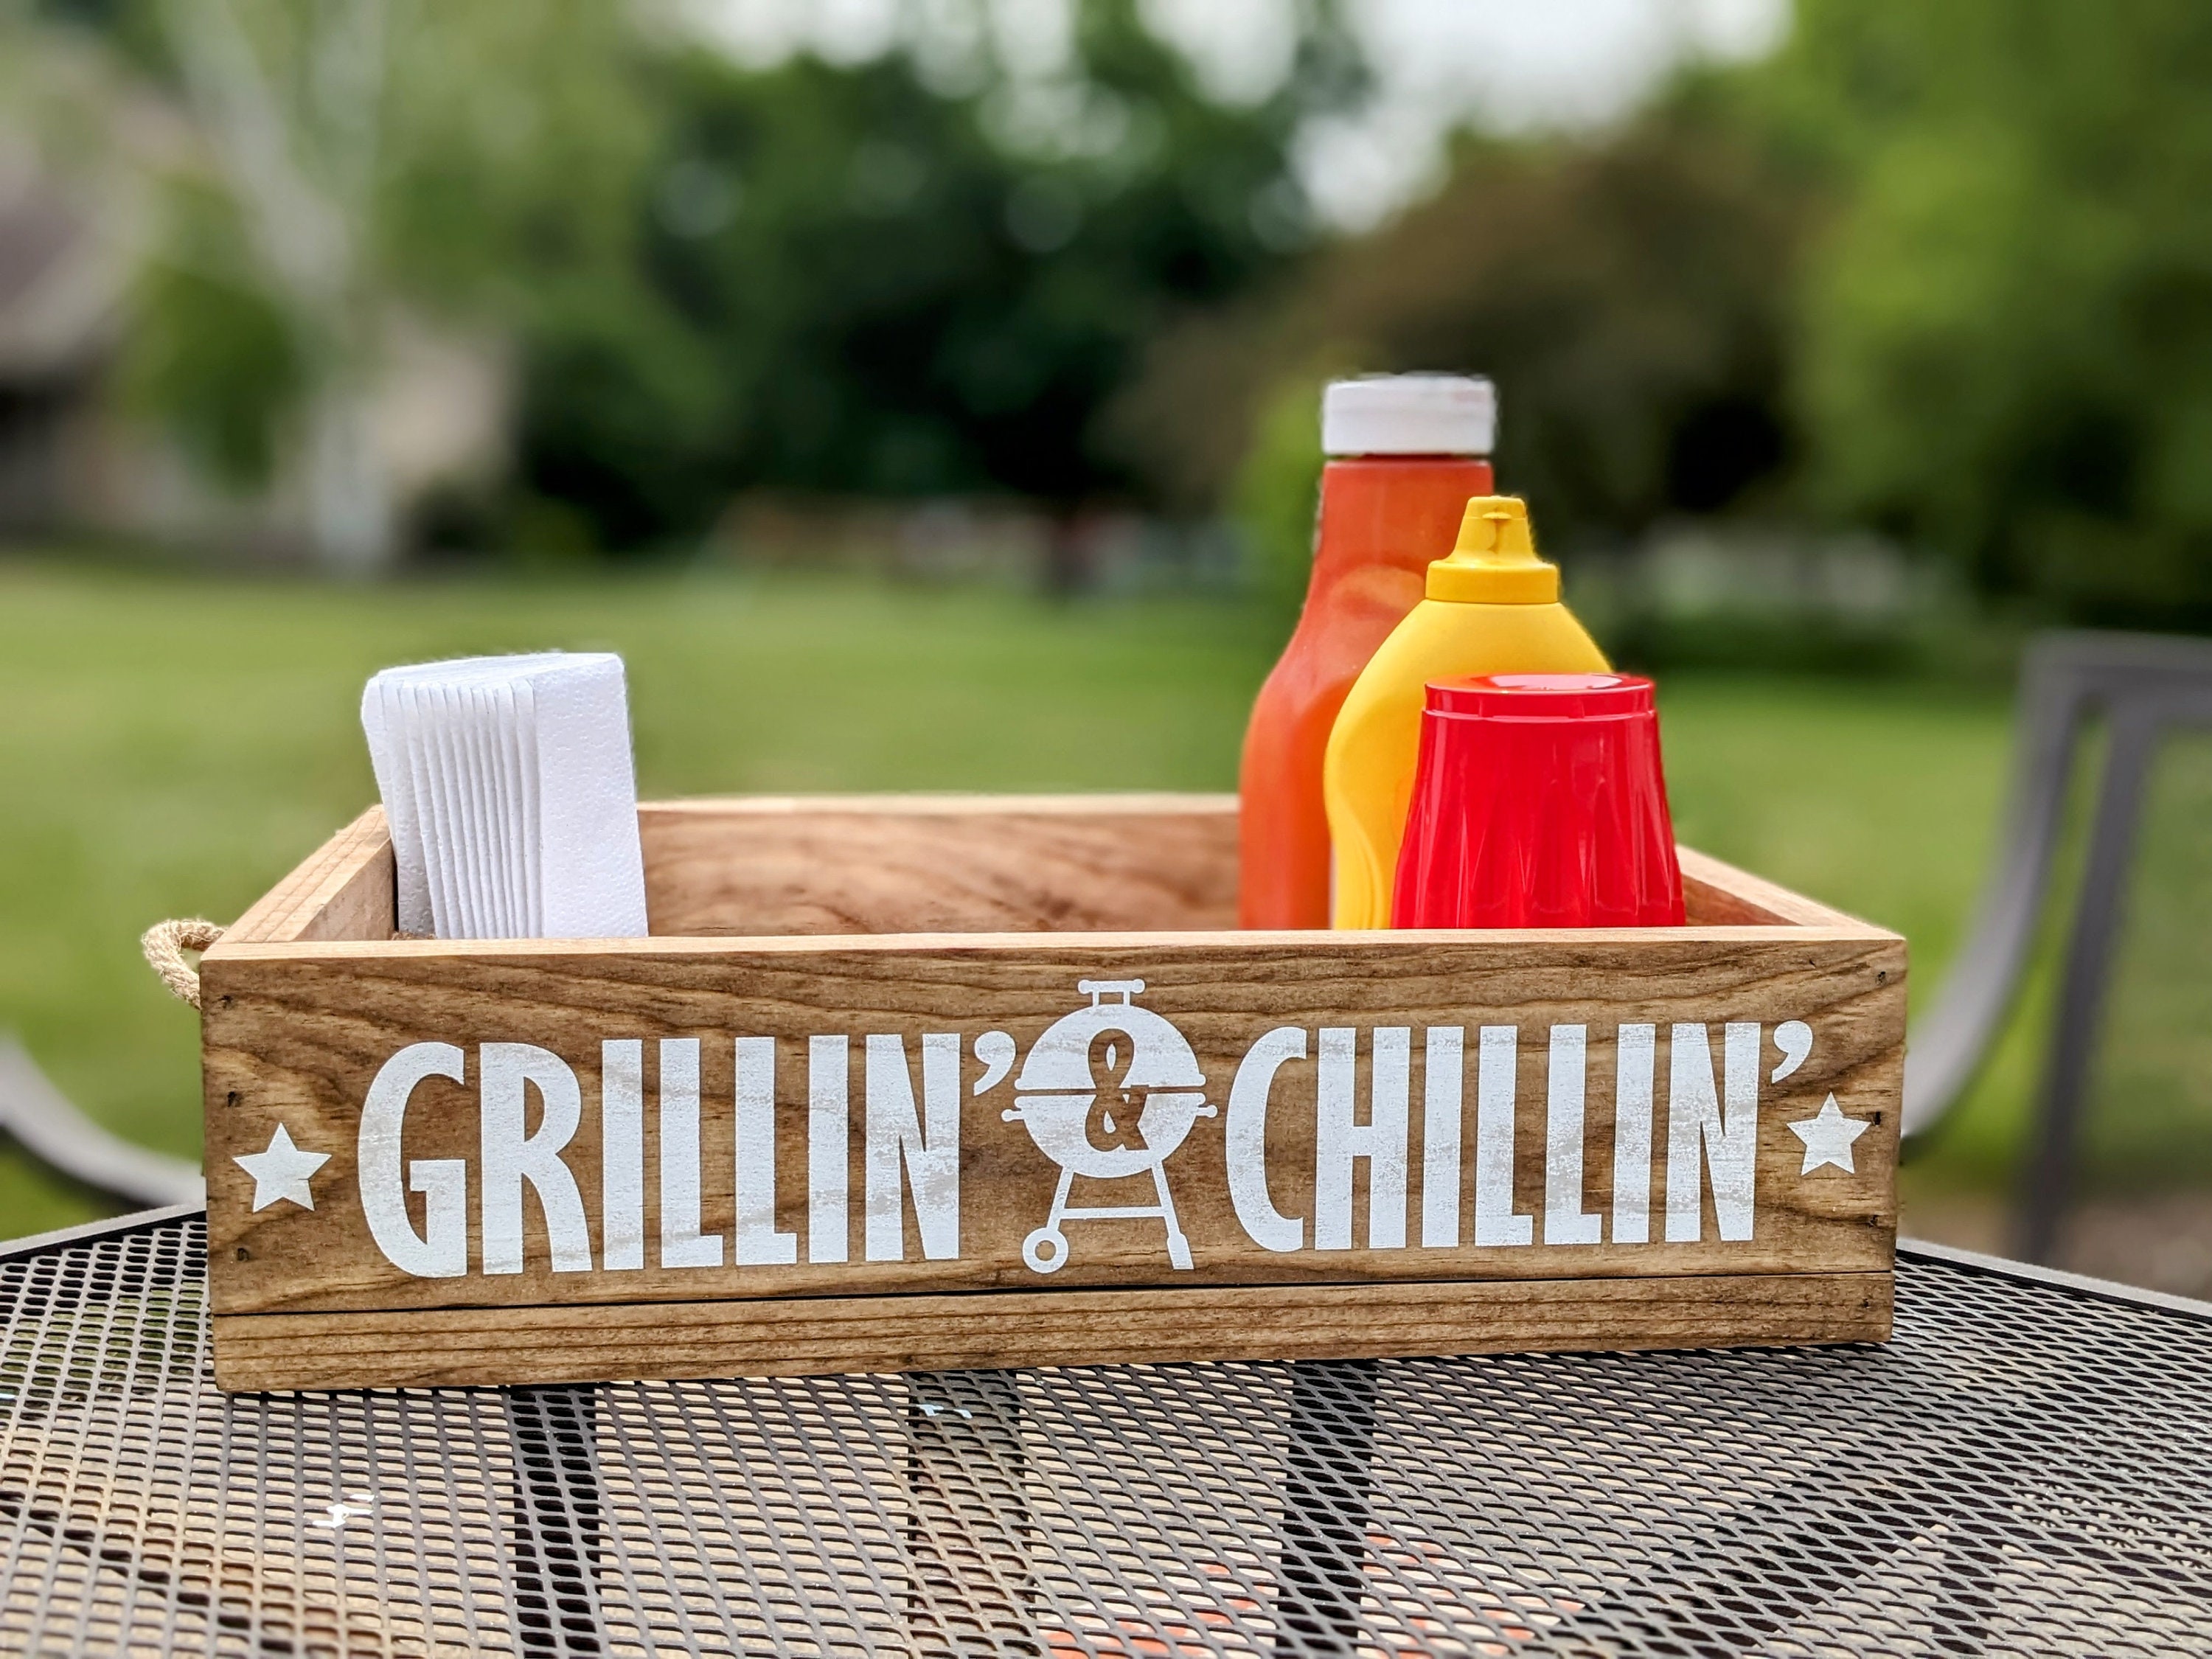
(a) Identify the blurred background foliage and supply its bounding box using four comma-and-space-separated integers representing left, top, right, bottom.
520, 5, 1362, 551
1767, 1, 2212, 627
0, 0, 2205, 626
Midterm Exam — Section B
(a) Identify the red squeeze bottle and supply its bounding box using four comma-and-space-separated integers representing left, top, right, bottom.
1391, 672, 1686, 929
1239, 375, 1497, 929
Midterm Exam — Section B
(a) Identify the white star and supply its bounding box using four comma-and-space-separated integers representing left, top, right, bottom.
234, 1124, 330, 1212
1787, 1094, 1871, 1175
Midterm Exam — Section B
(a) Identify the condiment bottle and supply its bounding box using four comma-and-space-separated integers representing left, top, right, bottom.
1324, 495, 1609, 928
1238, 375, 1497, 930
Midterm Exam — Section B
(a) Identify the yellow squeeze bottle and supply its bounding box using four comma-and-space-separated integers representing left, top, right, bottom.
1324, 495, 1609, 928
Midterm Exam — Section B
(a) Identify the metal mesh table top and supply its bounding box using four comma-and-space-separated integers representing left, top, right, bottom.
5, 1212, 2211, 1658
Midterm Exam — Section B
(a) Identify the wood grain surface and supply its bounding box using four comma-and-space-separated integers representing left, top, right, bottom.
203, 929, 1902, 1313
223, 807, 395, 945
1676, 846, 1868, 929
200, 793, 1905, 1390
210, 1268, 1892, 1391
213, 797, 1843, 944
639, 793, 1240, 935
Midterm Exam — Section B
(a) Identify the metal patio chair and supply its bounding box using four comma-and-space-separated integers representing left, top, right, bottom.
1903, 630, 2212, 1262
0, 1035, 201, 1210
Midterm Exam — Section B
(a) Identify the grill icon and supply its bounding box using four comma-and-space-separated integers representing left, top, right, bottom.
1001, 980, 1214, 1273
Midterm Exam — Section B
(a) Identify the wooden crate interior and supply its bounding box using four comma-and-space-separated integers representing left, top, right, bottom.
205, 794, 1898, 1388
224, 793, 1857, 947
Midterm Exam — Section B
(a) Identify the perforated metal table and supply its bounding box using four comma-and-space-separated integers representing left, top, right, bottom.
4, 1208, 2211, 1656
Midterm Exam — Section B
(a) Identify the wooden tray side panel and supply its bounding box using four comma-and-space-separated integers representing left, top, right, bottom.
212, 1270, 1891, 1390
638, 794, 1239, 936
1677, 846, 1866, 929
234, 796, 1842, 944
223, 809, 395, 945
216, 793, 1240, 948
203, 925, 1904, 1321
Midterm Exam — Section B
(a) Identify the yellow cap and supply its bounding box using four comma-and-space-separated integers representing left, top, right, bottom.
1424, 495, 1559, 603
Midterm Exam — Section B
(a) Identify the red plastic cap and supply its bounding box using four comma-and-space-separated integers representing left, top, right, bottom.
1391, 671, 1685, 930
1425, 672, 1655, 719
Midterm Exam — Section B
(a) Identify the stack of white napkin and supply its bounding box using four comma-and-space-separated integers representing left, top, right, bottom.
361, 653, 650, 939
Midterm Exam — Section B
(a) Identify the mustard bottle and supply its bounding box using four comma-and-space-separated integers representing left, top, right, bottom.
1323, 495, 1609, 928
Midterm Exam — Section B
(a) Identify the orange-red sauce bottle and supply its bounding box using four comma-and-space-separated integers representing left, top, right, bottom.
1238, 375, 1495, 929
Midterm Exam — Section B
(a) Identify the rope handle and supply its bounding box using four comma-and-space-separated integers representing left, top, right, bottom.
142, 919, 225, 1009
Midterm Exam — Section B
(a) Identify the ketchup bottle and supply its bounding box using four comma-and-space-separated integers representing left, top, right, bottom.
1237, 375, 1495, 929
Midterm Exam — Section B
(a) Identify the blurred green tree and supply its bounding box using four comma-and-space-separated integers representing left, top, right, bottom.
1767, 0, 2212, 624
1114, 95, 1807, 571
520, 0, 1364, 553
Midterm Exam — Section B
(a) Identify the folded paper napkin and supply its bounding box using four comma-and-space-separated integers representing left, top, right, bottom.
361, 653, 649, 939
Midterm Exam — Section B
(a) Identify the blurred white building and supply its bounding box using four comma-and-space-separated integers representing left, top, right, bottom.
0, 150, 506, 563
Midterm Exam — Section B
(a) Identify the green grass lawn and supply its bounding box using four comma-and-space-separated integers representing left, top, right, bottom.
0, 557, 2027, 1238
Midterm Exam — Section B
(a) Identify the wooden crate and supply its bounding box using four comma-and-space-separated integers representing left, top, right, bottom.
200, 793, 1904, 1393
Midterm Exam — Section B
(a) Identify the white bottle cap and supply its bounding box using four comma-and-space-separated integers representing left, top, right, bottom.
1321, 374, 1496, 457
